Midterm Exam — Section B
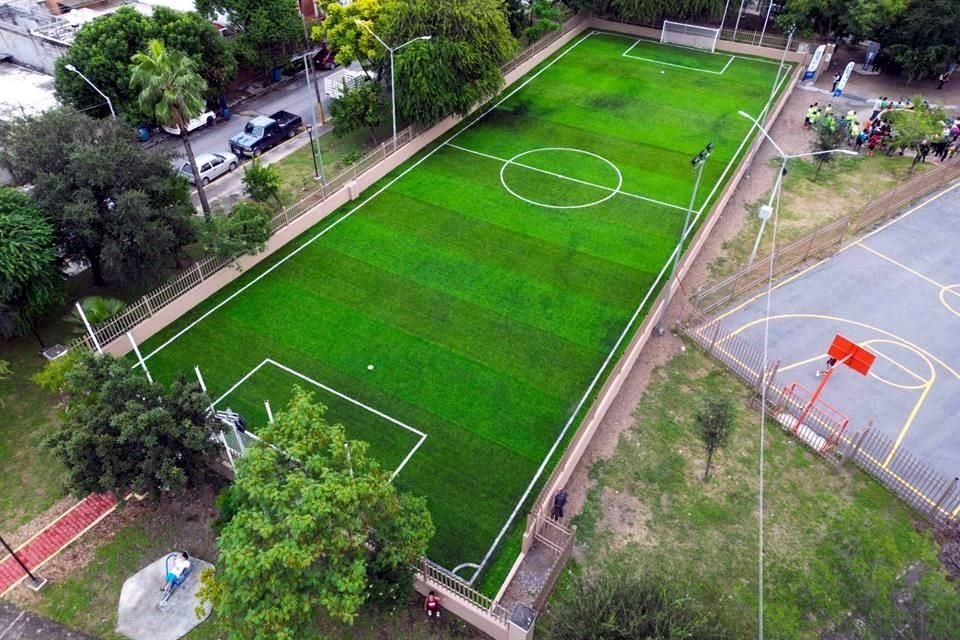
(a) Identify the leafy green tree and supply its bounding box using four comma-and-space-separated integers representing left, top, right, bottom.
241, 159, 283, 204
810, 113, 850, 179
198, 387, 434, 638
44, 352, 220, 499
546, 563, 729, 639
0, 188, 63, 344
131, 39, 213, 217
54, 7, 234, 122
329, 82, 386, 143
386, 0, 518, 126
198, 202, 272, 260
0, 108, 195, 287
524, 1, 564, 43
883, 100, 948, 171
694, 394, 735, 480
313, 0, 394, 73
196, 0, 302, 71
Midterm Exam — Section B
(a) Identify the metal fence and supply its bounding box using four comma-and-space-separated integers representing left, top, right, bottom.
417, 558, 511, 625
688, 158, 960, 316
594, 14, 802, 51
531, 519, 575, 611
684, 314, 960, 528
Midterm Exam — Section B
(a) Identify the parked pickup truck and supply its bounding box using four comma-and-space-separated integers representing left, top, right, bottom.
229, 110, 302, 158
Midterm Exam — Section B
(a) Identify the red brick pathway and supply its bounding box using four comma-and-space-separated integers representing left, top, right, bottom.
0, 493, 118, 596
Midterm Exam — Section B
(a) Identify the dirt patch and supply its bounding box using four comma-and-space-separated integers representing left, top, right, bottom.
596, 487, 653, 551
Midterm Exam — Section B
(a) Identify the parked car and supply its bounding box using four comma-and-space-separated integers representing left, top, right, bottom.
229, 110, 303, 158
163, 110, 217, 136
180, 151, 238, 186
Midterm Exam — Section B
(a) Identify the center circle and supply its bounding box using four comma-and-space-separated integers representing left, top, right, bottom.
499, 147, 623, 209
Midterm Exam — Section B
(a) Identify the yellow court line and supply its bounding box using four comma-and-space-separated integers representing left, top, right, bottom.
711, 179, 960, 325
865, 341, 932, 385
940, 285, 960, 319
854, 242, 958, 294
727, 314, 960, 381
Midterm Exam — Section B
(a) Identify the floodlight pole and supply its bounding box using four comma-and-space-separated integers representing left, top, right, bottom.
657, 142, 713, 335
718, 0, 732, 33
75, 301, 102, 354
0, 533, 43, 586
732, 0, 747, 41
759, 0, 775, 47
356, 21, 431, 145
738, 111, 857, 266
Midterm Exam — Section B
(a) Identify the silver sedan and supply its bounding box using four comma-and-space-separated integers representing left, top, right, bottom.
180, 151, 239, 186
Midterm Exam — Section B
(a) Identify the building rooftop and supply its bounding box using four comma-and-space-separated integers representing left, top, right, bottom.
0, 62, 58, 121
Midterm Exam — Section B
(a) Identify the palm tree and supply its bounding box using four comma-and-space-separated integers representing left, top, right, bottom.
131, 39, 213, 218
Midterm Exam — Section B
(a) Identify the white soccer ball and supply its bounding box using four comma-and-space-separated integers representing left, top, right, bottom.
367, 364, 375, 371
660, 70, 665, 74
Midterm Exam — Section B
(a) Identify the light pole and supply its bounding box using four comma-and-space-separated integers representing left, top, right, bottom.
64, 64, 115, 119
305, 123, 325, 182
355, 21, 431, 144
738, 111, 858, 266
1, 533, 45, 590
657, 142, 713, 335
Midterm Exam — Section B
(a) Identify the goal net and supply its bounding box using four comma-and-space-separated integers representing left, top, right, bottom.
660, 21, 721, 53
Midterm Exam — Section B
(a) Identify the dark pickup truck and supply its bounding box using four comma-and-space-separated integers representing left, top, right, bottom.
229, 110, 303, 158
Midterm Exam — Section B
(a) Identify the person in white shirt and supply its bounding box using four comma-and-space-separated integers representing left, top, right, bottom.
161, 551, 191, 592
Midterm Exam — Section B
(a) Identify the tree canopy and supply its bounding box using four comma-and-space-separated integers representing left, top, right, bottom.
329, 81, 386, 143
313, 0, 393, 73
0, 188, 63, 341
43, 352, 220, 499
386, 0, 518, 125
55, 7, 235, 122
778, 0, 960, 81
198, 201, 272, 260
0, 108, 195, 286
199, 387, 433, 638
196, 0, 302, 71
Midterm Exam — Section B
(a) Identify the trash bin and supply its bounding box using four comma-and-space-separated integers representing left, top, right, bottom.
271, 67, 283, 82
137, 126, 150, 142
221, 107, 231, 120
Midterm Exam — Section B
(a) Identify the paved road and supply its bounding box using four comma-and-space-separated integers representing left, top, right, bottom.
154, 66, 348, 210
0, 600, 94, 640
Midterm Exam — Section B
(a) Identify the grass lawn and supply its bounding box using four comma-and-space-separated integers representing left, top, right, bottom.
274, 122, 392, 206
0, 330, 69, 530
135, 31, 789, 581
707, 153, 930, 281
542, 343, 960, 638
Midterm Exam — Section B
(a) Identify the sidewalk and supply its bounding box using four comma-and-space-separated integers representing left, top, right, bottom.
0, 493, 117, 597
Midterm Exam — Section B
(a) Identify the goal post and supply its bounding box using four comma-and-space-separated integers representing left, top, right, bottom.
661, 21, 721, 53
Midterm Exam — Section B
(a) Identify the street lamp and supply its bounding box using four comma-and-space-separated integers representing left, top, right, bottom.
355, 20, 431, 144
738, 111, 858, 266
305, 123, 325, 182
64, 64, 116, 119
1, 533, 46, 591
657, 142, 713, 335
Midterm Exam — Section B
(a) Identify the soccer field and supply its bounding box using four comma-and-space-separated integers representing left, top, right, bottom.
138, 31, 790, 582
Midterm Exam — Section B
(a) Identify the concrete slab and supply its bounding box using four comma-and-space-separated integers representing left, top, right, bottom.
713, 181, 960, 479
116, 556, 214, 640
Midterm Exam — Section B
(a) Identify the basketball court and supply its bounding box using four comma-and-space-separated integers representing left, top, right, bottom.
706, 181, 960, 479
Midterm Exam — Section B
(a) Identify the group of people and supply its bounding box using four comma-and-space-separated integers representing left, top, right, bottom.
803, 96, 960, 162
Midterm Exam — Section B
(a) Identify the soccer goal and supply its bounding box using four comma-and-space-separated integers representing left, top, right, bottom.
660, 21, 721, 53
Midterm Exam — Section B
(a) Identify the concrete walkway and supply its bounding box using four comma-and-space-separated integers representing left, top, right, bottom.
0, 493, 118, 596
0, 600, 94, 640
116, 555, 214, 640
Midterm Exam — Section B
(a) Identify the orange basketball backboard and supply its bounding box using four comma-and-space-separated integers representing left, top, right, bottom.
827, 334, 875, 376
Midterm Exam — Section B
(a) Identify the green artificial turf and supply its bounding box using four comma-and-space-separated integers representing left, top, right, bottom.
138, 32, 789, 577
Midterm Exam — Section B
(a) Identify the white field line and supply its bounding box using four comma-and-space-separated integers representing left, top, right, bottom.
467, 47, 794, 584
139, 30, 597, 367
603, 30, 781, 65
212, 359, 271, 406
265, 359, 426, 438
0, 612, 25, 640
264, 359, 428, 480
446, 143, 689, 213
215, 358, 429, 480
623, 39, 734, 75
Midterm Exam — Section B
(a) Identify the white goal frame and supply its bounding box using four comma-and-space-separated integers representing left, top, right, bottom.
660, 21, 721, 53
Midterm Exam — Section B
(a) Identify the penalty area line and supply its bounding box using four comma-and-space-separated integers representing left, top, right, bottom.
446, 143, 688, 213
